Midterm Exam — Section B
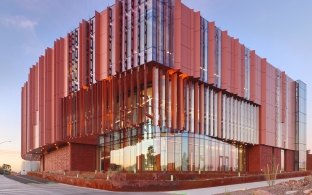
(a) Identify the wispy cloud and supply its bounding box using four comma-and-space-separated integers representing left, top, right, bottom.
0, 15, 37, 30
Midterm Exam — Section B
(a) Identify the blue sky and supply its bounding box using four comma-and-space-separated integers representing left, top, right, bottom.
0, 0, 311, 171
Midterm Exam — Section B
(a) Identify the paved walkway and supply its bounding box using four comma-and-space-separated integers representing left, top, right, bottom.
0, 175, 166, 195
0, 174, 304, 195
171, 176, 304, 195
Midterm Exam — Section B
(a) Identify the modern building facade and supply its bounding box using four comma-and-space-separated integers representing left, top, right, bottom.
21, 0, 307, 173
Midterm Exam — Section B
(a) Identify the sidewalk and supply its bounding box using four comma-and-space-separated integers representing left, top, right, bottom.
169, 176, 304, 195
0, 175, 166, 195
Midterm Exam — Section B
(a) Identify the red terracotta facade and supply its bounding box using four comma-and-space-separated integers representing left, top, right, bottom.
21, 0, 306, 174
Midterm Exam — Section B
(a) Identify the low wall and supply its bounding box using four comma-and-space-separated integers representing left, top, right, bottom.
28, 171, 310, 192
307, 153, 312, 171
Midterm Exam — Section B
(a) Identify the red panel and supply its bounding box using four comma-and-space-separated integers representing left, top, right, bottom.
260, 60, 278, 147
193, 11, 201, 78
39, 56, 45, 147
250, 50, 256, 102
29, 67, 34, 151
273, 147, 281, 168
34, 64, 39, 148
281, 71, 286, 123
240, 45, 245, 97
307, 153, 312, 171
21, 84, 27, 159
54, 38, 67, 142
44, 48, 54, 145
287, 77, 296, 150
71, 143, 96, 171
172, 73, 177, 130
114, 2, 121, 74
247, 145, 273, 172
233, 40, 242, 95
221, 31, 229, 90
95, 10, 109, 81
285, 150, 295, 172
54, 39, 61, 142
173, 0, 182, 71
260, 58, 267, 145
174, 0, 200, 78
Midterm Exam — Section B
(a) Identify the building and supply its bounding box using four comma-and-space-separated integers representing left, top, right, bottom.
20, 161, 40, 175
21, 0, 307, 173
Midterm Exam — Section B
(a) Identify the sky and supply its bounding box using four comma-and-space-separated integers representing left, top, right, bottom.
0, 0, 311, 172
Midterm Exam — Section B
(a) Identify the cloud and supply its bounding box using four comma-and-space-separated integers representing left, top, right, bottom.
0, 15, 37, 30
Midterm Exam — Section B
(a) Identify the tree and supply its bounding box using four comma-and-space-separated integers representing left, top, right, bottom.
0, 164, 12, 175
264, 157, 279, 186
146, 145, 155, 170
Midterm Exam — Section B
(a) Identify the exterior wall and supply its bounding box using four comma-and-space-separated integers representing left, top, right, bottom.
42, 143, 96, 172
307, 153, 312, 171
273, 147, 281, 169
174, 0, 200, 78
285, 150, 295, 172
247, 145, 295, 173
71, 143, 97, 171
247, 145, 273, 173
43, 146, 70, 171
21, 0, 304, 172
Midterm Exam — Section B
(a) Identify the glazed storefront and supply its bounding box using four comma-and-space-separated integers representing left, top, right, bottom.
98, 124, 247, 173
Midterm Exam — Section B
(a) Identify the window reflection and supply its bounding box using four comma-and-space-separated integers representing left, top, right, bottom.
98, 127, 241, 173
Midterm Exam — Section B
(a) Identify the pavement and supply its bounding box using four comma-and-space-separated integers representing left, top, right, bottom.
0, 175, 166, 195
170, 176, 305, 195
0, 174, 305, 195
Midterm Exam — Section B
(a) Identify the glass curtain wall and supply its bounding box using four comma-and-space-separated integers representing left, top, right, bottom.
98, 128, 241, 172
120, 0, 173, 70
295, 80, 307, 171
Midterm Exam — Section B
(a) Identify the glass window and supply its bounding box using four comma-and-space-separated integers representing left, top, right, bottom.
200, 135, 205, 171
188, 134, 195, 171
181, 133, 189, 171
167, 133, 175, 171
175, 135, 182, 171
160, 132, 167, 171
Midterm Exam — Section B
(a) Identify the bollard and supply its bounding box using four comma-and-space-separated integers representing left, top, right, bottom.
106, 175, 109, 181
198, 170, 201, 174
76, 173, 79, 178
171, 175, 173, 181
238, 172, 241, 177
